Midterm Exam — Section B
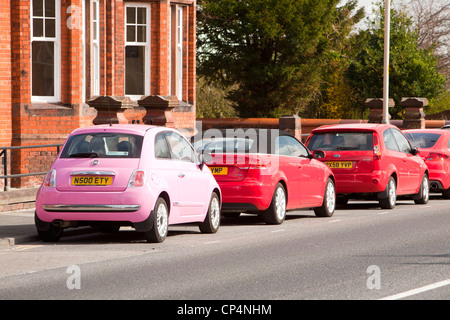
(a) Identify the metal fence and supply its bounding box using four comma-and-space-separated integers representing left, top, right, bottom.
0, 144, 63, 191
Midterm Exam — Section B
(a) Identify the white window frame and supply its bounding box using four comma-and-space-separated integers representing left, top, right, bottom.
176, 6, 183, 101
31, 0, 61, 103
92, 0, 100, 96
124, 3, 151, 101
170, 5, 184, 101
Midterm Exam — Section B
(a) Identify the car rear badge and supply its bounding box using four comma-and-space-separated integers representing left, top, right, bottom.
333, 154, 341, 158
92, 160, 99, 166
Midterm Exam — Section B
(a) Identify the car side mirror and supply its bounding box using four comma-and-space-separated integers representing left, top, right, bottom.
198, 153, 212, 169
411, 146, 420, 155
312, 150, 325, 159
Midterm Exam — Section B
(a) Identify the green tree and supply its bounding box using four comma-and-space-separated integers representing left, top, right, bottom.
347, 1, 446, 119
197, 0, 341, 118
317, 0, 365, 119
196, 77, 237, 118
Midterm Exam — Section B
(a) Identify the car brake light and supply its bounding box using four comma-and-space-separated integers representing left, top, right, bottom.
43, 169, 56, 187
373, 133, 381, 160
426, 153, 449, 161
128, 170, 145, 187
236, 158, 269, 170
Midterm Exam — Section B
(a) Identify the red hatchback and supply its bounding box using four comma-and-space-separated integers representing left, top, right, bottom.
306, 124, 429, 209
193, 129, 336, 224
403, 129, 450, 198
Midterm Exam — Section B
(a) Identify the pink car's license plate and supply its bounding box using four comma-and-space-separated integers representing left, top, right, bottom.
71, 176, 112, 186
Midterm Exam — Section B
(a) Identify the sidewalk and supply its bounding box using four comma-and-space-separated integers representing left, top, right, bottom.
0, 208, 38, 247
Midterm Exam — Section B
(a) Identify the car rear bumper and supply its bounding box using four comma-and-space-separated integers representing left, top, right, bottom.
333, 171, 388, 194
42, 204, 141, 212
35, 186, 155, 224
218, 180, 273, 212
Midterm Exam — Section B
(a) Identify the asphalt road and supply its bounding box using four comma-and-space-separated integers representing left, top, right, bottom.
0, 196, 449, 301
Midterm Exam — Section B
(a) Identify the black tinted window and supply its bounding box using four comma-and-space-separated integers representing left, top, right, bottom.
308, 132, 373, 151
194, 138, 255, 154
407, 133, 441, 149
60, 133, 143, 158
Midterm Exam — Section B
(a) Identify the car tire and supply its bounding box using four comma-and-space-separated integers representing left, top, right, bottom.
379, 176, 396, 209
37, 225, 63, 242
199, 192, 221, 233
414, 174, 429, 204
442, 187, 450, 199
144, 197, 169, 243
314, 178, 336, 217
262, 183, 286, 225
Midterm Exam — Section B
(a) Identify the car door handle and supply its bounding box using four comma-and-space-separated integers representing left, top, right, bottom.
178, 173, 185, 178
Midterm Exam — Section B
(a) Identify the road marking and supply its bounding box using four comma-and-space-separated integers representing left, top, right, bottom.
203, 240, 221, 245
329, 219, 341, 223
378, 211, 390, 215
14, 245, 43, 252
271, 229, 285, 233
379, 279, 450, 300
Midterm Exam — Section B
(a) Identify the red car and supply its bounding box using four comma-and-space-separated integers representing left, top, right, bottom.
193, 129, 336, 224
403, 129, 450, 198
306, 124, 429, 209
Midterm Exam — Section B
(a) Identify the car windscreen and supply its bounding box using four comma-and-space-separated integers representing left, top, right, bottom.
193, 137, 255, 154
60, 133, 144, 158
308, 132, 373, 151
405, 132, 441, 148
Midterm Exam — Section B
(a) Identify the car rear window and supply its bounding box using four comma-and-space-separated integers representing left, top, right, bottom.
405, 132, 441, 148
60, 133, 144, 158
308, 132, 373, 151
193, 138, 255, 154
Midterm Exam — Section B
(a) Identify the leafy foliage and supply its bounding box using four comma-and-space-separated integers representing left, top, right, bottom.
196, 0, 448, 119
346, 2, 446, 118
197, 0, 341, 117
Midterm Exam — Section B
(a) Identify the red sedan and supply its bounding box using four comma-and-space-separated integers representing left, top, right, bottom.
403, 129, 450, 198
193, 129, 336, 224
306, 124, 429, 209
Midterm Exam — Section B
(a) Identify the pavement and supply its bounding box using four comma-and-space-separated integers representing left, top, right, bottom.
0, 208, 38, 247
0, 188, 98, 247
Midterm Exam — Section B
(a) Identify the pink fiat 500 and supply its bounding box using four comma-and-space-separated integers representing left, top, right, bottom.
35, 125, 221, 243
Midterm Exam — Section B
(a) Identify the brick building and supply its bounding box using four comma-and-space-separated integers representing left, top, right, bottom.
0, 0, 197, 189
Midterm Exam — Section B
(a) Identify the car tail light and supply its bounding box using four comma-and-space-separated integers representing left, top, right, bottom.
373, 133, 381, 160
236, 157, 270, 170
128, 170, 145, 187
43, 169, 56, 187
426, 153, 449, 161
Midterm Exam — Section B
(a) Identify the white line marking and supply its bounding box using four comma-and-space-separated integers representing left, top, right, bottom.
379, 279, 450, 300
378, 211, 390, 215
271, 229, 286, 233
329, 219, 342, 223
203, 240, 221, 245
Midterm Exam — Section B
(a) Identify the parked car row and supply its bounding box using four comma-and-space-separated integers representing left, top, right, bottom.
34, 123, 449, 243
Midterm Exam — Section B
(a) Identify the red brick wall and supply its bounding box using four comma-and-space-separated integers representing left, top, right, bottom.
0, 0, 11, 148
1, 0, 197, 189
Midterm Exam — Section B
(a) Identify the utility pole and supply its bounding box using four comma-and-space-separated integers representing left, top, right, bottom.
382, 0, 391, 124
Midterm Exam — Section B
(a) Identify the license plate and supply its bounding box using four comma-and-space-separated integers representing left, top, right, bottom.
324, 161, 353, 169
71, 176, 112, 186
209, 167, 228, 175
